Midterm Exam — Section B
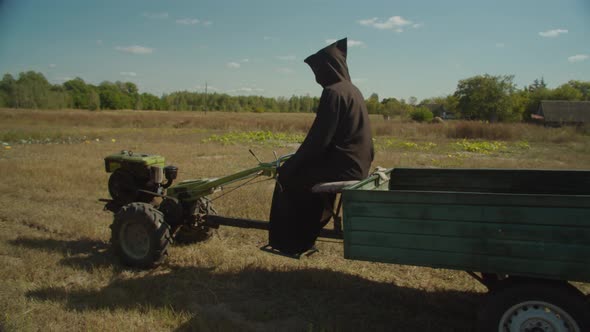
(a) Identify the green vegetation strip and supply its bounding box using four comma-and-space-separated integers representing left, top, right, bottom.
201, 131, 533, 156
203, 130, 305, 145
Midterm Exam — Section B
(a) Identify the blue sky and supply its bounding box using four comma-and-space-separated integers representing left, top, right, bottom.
0, 0, 588, 101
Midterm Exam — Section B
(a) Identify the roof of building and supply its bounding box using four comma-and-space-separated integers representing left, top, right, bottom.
538, 100, 590, 123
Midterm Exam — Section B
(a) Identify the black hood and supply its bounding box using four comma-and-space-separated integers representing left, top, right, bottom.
304, 38, 351, 87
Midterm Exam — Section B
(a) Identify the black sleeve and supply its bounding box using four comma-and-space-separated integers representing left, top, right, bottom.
279, 88, 341, 180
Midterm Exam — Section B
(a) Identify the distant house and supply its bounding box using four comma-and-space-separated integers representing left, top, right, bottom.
533, 100, 590, 126
423, 103, 455, 120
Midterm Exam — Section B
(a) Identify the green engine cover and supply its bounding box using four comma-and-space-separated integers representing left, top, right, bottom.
104, 150, 166, 173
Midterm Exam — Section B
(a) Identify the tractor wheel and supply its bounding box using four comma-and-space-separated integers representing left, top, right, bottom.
110, 202, 171, 268
478, 280, 590, 332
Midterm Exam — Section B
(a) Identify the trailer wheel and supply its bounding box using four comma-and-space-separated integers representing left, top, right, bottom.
478, 280, 590, 332
110, 202, 171, 268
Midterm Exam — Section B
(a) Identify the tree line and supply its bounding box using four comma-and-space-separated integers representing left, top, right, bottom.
367, 76, 589, 122
1, 71, 588, 122
0, 71, 320, 113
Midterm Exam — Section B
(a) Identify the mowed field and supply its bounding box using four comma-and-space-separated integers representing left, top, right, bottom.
1, 108, 590, 331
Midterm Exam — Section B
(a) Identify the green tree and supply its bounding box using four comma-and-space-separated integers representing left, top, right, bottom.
551, 83, 584, 100
63, 78, 91, 109
160, 94, 170, 110
114, 81, 138, 109
528, 77, 547, 92
567, 80, 590, 100
454, 74, 519, 122
366, 93, 381, 114
420, 95, 458, 116
380, 97, 404, 118
88, 90, 101, 110
508, 89, 529, 122
0, 74, 16, 107
98, 81, 124, 110
15, 71, 52, 108
48, 84, 72, 109
410, 106, 433, 122
444, 94, 459, 114
140, 92, 161, 110
288, 95, 300, 112
300, 95, 314, 113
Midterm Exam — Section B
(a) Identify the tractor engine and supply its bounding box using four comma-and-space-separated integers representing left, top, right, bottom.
104, 150, 177, 206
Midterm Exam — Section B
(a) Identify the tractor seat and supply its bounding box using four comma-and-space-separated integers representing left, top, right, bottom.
311, 180, 359, 194
311, 180, 359, 233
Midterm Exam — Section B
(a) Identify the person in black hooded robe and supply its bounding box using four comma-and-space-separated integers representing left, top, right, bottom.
268, 38, 374, 255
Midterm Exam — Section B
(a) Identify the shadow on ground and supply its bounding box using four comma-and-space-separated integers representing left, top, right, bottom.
15, 236, 482, 331
10, 236, 116, 272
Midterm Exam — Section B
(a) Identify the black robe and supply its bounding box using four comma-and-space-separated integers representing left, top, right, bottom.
268, 38, 374, 254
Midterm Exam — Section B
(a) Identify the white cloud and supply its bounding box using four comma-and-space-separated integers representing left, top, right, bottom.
277, 55, 296, 61
226, 59, 249, 69
359, 16, 413, 32
325, 39, 366, 47
226, 87, 265, 94
115, 45, 154, 55
202, 21, 212, 26
264, 36, 279, 41
142, 12, 169, 19
412, 23, 423, 29
120, 71, 137, 77
176, 18, 199, 25
49, 64, 56, 68
276, 67, 294, 74
495, 42, 505, 48
194, 85, 220, 92
96, 40, 103, 46
539, 29, 568, 38
568, 54, 589, 63
348, 39, 366, 47
234, 87, 264, 93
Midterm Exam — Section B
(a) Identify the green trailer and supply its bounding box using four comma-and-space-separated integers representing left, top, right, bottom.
342, 168, 590, 332
101, 150, 590, 331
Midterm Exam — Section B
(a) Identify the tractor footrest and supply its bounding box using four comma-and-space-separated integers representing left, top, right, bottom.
260, 244, 318, 259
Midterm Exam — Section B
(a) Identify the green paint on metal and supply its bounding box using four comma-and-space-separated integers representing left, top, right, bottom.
343, 167, 590, 282
344, 245, 590, 282
104, 150, 165, 173
166, 155, 292, 203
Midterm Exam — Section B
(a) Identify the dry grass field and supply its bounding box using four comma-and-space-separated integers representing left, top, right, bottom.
1, 108, 589, 331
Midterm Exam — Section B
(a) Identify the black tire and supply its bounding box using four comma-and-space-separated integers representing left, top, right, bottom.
478, 280, 590, 332
110, 202, 171, 268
